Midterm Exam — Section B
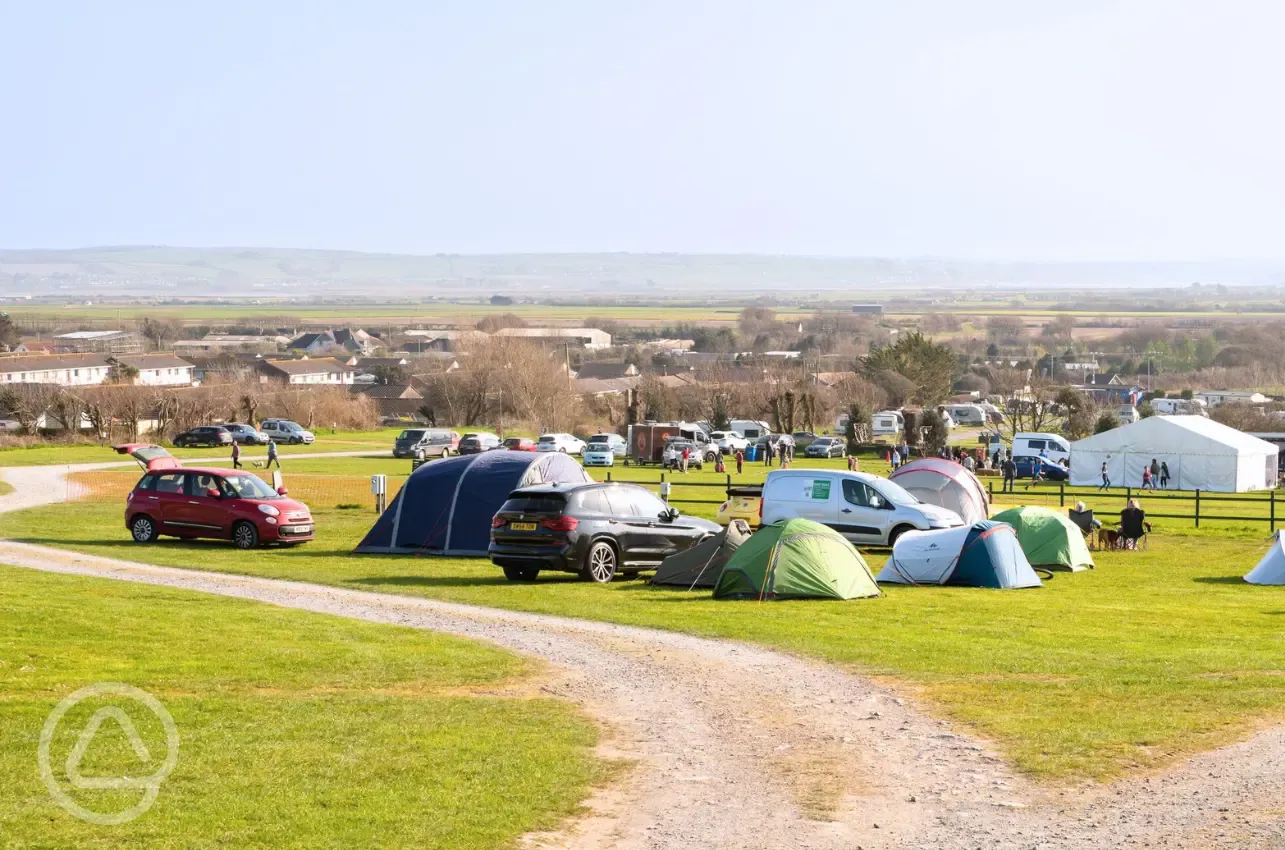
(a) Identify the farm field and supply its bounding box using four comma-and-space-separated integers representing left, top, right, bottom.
5, 486, 1283, 782
0, 565, 603, 849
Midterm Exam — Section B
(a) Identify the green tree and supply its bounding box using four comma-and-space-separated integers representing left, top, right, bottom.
0, 312, 18, 350
1055, 387, 1096, 440
1094, 411, 1121, 434
862, 332, 956, 406
1138, 401, 1156, 418
923, 410, 949, 455
844, 403, 872, 454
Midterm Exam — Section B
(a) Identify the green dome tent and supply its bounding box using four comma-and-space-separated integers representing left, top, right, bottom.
713, 518, 881, 601
989, 506, 1095, 571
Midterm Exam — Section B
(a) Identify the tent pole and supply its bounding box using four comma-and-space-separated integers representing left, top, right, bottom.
1272, 489, 1276, 533
1195, 489, 1200, 528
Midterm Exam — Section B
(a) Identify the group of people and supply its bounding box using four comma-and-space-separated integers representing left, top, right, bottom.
1098, 458, 1171, 491
1072, 498, 1152, 549
762, 439, 794, 468
230, 438, 280, 470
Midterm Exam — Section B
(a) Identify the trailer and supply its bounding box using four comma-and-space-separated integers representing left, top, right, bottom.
626, 422, 714, 465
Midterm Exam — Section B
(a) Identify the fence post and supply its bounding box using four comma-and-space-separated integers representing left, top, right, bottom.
1127, 486, 1132, 505
726, 473, 732, 493
606, 471, 612, 482
988, 480, 994, 501
1272, 489, 1276, 533
1195, 489, 1200, 528
1059, 483, 1065, 507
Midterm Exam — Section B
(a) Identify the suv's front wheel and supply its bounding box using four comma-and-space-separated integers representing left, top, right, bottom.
130, 515, 158, 543
581, 541, 618, 583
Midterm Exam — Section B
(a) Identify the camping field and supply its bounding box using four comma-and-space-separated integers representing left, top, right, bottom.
4, 482, 1284, 782
0, 565, 604, 850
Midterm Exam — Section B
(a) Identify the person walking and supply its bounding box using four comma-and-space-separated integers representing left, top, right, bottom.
734, 448, 744, 475
231, 440, 242, 469
1142, 465, 1153, 491
1149, 458, 1161, 489
962, 452, 976, 472
1002, 456, 1017, 493
266, 438, 280, 469
1160, 460, 1170, 489
890, 447, 901, 471
1099, 461, 1111, 491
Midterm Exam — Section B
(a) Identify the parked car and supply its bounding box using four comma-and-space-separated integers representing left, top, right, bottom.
457, 432, 502, 454
173, 426, 233, 448
394, 428, 461, 459
709, 430, 750, 454
804, 436, 845, 458
662, 439, 704, 470
1011, 432, 1071, 465
536, 433, 587, 454
503, 437, 538, 451
716, 485, 763, 528
260, 419, 315, 445
120, 444, 314, 549
756, 433, 796, 454
790, 431, 821, 449
223, 423, 269, 445
488, 482, 719, 582
761, 469, 963, 546
583, 434, 626, 467
1012, 455, 1070, 481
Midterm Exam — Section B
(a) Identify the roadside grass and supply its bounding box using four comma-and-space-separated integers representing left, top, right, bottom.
0, 479, 12, 496
6, 499, 1285, 782
0, 429, 399, 467
0, 565, 605, 850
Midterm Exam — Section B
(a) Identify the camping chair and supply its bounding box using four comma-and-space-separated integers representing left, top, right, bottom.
1067, 508, 1098, 550
1116, 510, 1151, 551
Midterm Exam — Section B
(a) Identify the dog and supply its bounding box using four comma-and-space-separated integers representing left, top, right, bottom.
1097, 528, 1121, 550
251, 460, 266, 469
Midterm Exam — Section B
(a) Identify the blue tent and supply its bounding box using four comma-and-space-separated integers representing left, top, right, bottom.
354, 451, 592, 555
877, 520, 1042, 589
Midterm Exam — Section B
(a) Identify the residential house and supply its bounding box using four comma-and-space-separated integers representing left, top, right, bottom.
115, 354, 196, 386
1195, 390, 1270, 407
350, 383, 424, 418
258, 358, 356, 385
492, 327, 612, 349
287, 328, 380, 356
574, 362, 639, 380
0, 354, 112, 386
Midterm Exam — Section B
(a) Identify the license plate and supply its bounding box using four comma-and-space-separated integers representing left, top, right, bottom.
509, 522, 538, 532
289, 524, 313, 534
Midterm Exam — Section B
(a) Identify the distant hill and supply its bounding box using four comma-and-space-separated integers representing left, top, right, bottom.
2, 246, 1283, 297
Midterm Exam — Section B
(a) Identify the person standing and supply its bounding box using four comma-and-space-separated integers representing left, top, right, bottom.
1142, 464, 1153, 491
680, 445, 690, 474
231, 440, 242, 469
1002, 456, 1017, 493
890, 447, 901, 471
735, 448, 744, 475
763, 440, 774, 467
1159, 461, 1170, 489
266, 438, 280, 469
1099, 461, 1111, 491
899, 440, 910, 464
1149, 458, 1161, 489
962, 452, 976, 472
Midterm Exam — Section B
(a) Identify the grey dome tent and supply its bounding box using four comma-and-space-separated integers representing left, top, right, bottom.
651, 519, 752, 588
353, 451, 591, 555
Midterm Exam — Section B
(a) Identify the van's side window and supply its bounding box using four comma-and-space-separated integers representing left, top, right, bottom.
1027, 439, 1046, 450
842, 480, 883, 509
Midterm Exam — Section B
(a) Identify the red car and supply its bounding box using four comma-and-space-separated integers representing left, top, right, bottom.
503, 437, 538, 451
116, 444, 314, 549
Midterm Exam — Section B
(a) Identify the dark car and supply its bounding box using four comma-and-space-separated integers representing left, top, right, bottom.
173, 426, 233, 448
790, 431, 821, 449
120, 446, 314, 549
805, 436, 845, 458
489, 482, 720, 583
1013, 455, 1069, 481
458, 432, 502, 454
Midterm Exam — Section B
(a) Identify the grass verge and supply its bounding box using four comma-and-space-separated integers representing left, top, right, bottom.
5, 499, 1285, 782
0, 565, 605, 849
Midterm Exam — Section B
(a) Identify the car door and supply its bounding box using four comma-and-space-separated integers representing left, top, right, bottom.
164, 473, 228, 538
837, 479, 887, 545
637, 489, 702, 556
605, 488, 667, 565
147, 472, 189, 533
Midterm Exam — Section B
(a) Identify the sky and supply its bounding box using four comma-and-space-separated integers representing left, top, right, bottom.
2, 1, 1284, 261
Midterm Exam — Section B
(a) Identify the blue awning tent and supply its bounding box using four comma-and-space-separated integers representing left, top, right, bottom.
354, 451, 592, 556
877, 520, 1042, 589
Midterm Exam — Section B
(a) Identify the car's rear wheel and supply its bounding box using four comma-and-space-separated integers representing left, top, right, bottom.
581, 541, 618, 583
441, 448, 452, 458
233, 521, 259, 550
130, 515, 158, 543
503, 565, 540, 582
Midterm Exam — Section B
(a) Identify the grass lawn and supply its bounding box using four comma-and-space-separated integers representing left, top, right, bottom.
0, 479, 12, 496
0, 429, 399, 467
6, 498, 1285, 783
0, 565, 604, 849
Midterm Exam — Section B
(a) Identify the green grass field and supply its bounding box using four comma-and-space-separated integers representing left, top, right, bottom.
6, 494, 1284, 783
0, 566, 604, 849
0, 429, 398, 467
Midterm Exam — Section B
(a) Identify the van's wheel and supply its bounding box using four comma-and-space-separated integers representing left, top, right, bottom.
441, 448, 452, 458
888, 525, 914, 548
233, 521, 259, 550
130, 515, 158, 543
581, 541, 618, 583
503, 565, 540, 581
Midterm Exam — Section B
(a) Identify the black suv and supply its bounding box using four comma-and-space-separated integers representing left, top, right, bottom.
489, 483, 720, 583
173, 426, 233, 448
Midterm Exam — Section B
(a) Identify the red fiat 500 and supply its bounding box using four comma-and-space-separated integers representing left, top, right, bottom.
117, 444, 314, 549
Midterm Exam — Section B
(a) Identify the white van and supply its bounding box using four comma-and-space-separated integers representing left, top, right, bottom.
729, 419, 772, 440
1151, 398, 1207, 416
937, 409, 957, 430
1116, 405, 1140, 423
872, 410, 904, 437
1012, 432, 1071, 464
761, 469, 964, 546
944, 404, 987, 427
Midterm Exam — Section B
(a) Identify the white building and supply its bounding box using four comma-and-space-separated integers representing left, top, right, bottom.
0, 354, 112, 386
492, 327, 612, 349
1194, 390, 1270, 407
258, 358, 356, 385
117, 354, 197, 386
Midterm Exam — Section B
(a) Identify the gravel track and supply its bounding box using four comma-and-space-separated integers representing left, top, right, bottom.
3, 461, 1284, 847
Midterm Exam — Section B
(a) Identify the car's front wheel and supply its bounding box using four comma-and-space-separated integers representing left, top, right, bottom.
502, 565, 540, 582
130, 515, 158, 543
233, 521, 260, 550
581, 541, 618, 583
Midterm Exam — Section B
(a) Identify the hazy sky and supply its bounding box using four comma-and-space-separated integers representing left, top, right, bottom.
2, 1, 1284, 261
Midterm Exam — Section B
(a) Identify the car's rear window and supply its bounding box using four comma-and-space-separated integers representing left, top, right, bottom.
538, 436, 556, 442
500, 495, 566, 514
587, 435, 611, 444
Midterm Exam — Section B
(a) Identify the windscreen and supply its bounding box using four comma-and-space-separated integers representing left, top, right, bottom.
538, 435, 556, 443
587, 435, 611, 444
873, 479, 922, 507
223, 474, 281, 500
398, 430, 425, 441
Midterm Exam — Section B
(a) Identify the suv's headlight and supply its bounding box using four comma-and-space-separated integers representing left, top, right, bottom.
258, 505, 280, 516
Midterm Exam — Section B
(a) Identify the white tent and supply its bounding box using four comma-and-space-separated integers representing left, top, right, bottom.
1245, 533, 1285, 585
877, 525, 973, 584
889, 458, 990, 525
1069, 415, 1279, 493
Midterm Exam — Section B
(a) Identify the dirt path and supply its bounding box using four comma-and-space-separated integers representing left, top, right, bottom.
2, 541, 1283, 849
